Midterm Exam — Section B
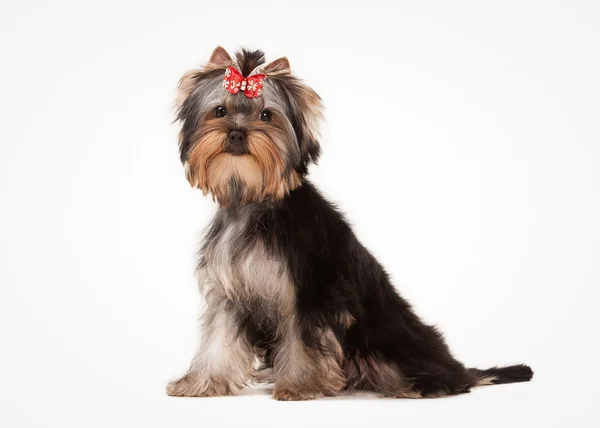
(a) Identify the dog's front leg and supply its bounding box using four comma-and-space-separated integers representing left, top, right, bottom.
272, 314, 346, 401
167, 286, 255, 397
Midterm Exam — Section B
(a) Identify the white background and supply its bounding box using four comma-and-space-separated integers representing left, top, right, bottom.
1, 1, 599, 427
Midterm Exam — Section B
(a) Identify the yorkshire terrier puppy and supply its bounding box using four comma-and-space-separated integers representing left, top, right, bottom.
167, 46, 533, 400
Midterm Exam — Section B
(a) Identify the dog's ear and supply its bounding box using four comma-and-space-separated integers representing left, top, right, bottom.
175, 47, 231, 112
208, 46, 233, 67
175, 70, 198, 112
263, 56, 321, 166
283, 80, 323, 168
264, 57, 291, 73
295, 83, 323, 166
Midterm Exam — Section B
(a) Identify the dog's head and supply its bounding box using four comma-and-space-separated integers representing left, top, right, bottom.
176, 46, 323, 206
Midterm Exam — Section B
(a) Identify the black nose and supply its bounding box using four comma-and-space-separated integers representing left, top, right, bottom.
228, 130, 246, 145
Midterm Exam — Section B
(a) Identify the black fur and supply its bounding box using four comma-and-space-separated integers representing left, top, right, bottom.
469, 365, 534, 385
235, 48, 265, 77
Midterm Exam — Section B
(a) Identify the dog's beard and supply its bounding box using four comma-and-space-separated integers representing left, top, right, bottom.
185, 128, 301, 206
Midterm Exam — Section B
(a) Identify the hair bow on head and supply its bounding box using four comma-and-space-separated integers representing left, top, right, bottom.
223, 66, 265, 98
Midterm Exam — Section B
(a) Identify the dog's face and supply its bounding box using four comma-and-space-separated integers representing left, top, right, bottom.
176, 47, 323, 206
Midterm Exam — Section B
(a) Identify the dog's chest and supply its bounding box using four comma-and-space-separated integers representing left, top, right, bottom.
202, 217, 295, 312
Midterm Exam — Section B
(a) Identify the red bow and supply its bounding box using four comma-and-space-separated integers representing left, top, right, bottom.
222, 66, 265, 98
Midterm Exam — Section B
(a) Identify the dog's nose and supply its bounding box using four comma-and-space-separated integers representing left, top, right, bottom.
228, 130, 246, 145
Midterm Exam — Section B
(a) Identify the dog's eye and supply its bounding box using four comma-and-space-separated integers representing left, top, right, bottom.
260, 110, 272, 121
214, 106, 227, 118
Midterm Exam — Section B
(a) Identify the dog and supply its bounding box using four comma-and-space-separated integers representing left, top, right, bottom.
167, 46, 533, 400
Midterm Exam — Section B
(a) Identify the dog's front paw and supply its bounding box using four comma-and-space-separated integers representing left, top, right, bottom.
166, 372, 235, 397
167, 373, 207, 397
272, 384, 320, 401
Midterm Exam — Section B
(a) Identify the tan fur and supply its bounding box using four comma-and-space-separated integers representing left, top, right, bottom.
185, 123, 227, 188
344, 355, 417, 398
272, 385, 323, 401
422, 390, 451, 398
185, 123, 302, 206
255, 366, 274, 384
247, 131, 285, 194
207, 154, 263, 203
167, 372, 238, 397
475, 375, 497, 386
272, 315, 346, 401
336, 311, 356, 329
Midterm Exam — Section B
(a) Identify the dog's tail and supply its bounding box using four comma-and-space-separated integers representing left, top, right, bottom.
468, 364, 533, 386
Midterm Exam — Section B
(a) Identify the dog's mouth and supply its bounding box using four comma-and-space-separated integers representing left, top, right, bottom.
224, 141, 250, 156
